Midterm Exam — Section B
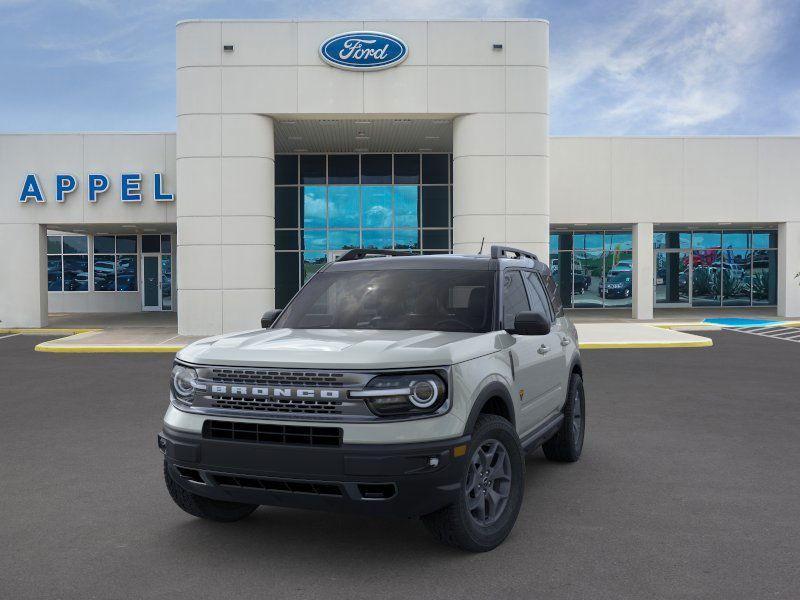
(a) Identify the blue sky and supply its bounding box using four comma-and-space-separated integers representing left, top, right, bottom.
1, 0, 798, 135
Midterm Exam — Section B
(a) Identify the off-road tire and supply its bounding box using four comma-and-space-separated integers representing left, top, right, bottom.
164, 461, 258, 522
421, 415, 525, 552
542, 373, 585, 463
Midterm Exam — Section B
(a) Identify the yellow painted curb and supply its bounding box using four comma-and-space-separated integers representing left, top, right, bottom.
35, 343, 185, 353
579, 339, 713, 350
0, 328, 100, 335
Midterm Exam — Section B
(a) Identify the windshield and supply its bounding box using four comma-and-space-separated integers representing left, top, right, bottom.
274, 269, 496, 333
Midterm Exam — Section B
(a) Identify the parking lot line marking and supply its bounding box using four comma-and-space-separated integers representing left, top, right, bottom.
0, 333, 21, 341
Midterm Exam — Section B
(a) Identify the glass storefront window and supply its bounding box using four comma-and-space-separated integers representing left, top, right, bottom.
363, 186, 392, 227
573, 250, 604, 308
654, 231, 690, 249
302, 186, 326, 228
327, 155, 358, 184
394, 154, 419, 184
300, 155, 325, 184
692, 231, 721, 249
94, 255, 116, 291
63, 255, 89, 291
655, 251, 690, 305
722, 249, 752, 306
652, 229, 777, 307
327, 186, 359, 227
421, 187, 448, 227
47, 234, 88, 292
752, 249, 778, 305
47, 256, 62, 291
363, 229, 393, 249
361, 154, 391, 184
276, 153, 453, 307
394, 186, 419, 228
722, 231, 750, 249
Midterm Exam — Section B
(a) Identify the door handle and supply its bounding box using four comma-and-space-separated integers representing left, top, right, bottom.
537, 344, 550, 355
560, 336, 571, 346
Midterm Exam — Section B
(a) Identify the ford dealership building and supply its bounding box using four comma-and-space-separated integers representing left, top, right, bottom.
1, 19, 799, 335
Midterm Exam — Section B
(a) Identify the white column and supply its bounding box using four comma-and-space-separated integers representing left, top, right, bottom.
778, 221, 800, 318
452, 113, 549, 260
632, 222, 654, 320
0, 224, 47, 327
177, 114, 275, 336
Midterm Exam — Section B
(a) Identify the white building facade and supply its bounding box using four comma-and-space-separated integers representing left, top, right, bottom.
1, 19, 798, 334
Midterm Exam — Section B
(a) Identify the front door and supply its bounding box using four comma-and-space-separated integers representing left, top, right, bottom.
501, 270, 564, 437
142, 255, 161, 311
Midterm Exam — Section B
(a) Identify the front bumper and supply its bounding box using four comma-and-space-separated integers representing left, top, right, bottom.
159, 424, 470, 518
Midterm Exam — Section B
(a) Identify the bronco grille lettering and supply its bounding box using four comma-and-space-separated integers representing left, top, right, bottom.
207, 384, 342, 400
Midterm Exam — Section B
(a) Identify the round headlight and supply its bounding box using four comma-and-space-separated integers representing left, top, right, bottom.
409, 379, 439, 408
172, 365, 197, 398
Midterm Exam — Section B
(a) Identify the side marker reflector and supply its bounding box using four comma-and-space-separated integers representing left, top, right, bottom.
453, 444, 467, 458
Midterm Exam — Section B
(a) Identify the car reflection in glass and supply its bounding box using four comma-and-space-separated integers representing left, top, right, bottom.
599, 272, 632, 299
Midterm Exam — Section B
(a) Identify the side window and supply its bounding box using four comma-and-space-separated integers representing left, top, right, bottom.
523, 271, 553, 322
502, 271, 531, 329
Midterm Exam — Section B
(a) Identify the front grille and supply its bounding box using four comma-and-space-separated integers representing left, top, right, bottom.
209, 368, 347, 387
210, 395, 342, 415
203, 420, 342, 447
210, 474, 343, 497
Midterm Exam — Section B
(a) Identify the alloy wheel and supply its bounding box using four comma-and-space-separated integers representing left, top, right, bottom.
465, 439, 512, 526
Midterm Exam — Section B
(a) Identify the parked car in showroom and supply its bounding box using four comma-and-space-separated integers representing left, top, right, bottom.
159, 246, 585, 552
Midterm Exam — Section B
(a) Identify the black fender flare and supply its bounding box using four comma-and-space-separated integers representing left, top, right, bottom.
463, 381, 516, 434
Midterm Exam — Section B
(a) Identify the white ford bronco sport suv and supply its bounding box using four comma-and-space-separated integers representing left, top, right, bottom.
160, 246, 585, 552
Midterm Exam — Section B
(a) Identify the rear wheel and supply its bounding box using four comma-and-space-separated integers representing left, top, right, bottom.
422, 415, 524, 552
164, 461, 258, 522
542, 373, 585, 462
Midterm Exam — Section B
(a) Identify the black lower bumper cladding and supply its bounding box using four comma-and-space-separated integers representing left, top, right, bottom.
159, 423, 470, 518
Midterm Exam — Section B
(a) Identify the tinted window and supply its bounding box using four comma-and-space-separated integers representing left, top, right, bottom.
47, 235, 61, 254
421, 154, 448, 184
361, 154, 391, 184
94, 235, 115, 253
94, 255, 116, 291
62, 235, 87, 254
275, 187, 299, 228
394, 154, 419, 184
116, 235, 137, 254
275, 155, 298, 185
523, 271, 553, 321
327, 155, 358, 184
276, 269, 495, 333
502, 271, 530, 329
141, 234, 160, 253
300, 155, 325, 184
421, 186, 448, 227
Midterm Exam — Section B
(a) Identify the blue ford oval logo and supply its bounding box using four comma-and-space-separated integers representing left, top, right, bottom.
319, 31, 408, 71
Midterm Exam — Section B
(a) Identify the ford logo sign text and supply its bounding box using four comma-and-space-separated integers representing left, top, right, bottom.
319, 31, 408, 71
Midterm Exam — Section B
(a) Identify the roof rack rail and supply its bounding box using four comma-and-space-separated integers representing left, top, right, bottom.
490, 245, 539, 262
335, 248, 408, 262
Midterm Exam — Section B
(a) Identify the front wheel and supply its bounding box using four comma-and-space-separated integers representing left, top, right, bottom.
164, 461, 258, 522
421, 415, 525, 552
542, 373, 586, 462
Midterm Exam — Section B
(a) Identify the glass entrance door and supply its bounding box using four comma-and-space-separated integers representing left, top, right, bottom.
142, 255, 161, 311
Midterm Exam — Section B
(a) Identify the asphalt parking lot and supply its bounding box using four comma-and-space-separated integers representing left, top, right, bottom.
2, 331, 799, 600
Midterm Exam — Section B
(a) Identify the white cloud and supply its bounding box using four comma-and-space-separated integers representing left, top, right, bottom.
551, 0, 792, 133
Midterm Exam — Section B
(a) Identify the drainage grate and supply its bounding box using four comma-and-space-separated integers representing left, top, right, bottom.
203, 420, 343, 447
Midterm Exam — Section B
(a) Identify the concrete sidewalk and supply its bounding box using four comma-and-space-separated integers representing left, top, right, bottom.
0, 311, 718, 353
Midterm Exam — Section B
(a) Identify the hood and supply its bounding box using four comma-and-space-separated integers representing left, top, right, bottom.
177, 328, 502, 369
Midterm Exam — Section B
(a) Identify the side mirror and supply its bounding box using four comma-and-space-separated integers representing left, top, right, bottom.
510, 311, 550, 336
261, 309, 282, 329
